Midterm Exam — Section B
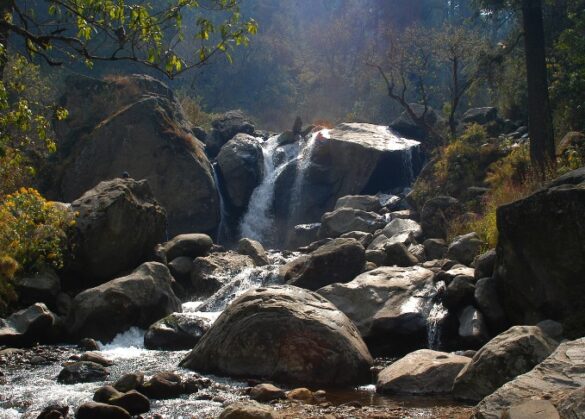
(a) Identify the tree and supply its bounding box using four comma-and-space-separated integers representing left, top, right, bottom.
476, 0, 556, 171
0, 0, 257, 78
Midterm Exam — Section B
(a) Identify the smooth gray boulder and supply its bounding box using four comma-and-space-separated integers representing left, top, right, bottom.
447, 232, 483, 266
144, 312, 211, 350
376, 349, 470, 395
319, 208, 386, 238
453, 325, 559, 402
160, 233, 213, 262
335, 195, 382, 212
0, 303, 59, 347
180, 286, 373, 386
67, 263, 181, 342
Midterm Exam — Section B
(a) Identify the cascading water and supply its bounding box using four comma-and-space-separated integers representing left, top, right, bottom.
239, 135, 297, 246
426, 280, 448, 350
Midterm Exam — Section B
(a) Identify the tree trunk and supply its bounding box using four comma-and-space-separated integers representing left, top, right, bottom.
521, 0, 555, 172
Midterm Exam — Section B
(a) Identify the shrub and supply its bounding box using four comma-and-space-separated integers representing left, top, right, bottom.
0, 188, 74, 314
177, 93, 218, 131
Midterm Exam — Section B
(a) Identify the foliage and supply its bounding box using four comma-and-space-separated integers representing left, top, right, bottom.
178, 93, 219, 131
0, 49, 67, 196
2, 0, 257, 78
0, 188, 74, 313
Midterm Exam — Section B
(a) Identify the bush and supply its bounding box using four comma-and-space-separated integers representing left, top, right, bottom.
177, 93, 218, 131
0, 188, 74, 314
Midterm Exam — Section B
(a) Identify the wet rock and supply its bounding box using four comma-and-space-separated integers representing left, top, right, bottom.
447, 233, 483, 266
79, 352, 113, 367
287, 387, 314, 403
75, 401, 130, 419
78, 338, 100, 351
218, 133, 264, 212
472, 337, 585, 419
281, 238, 365, 291
335, 195, 382, 212
66, 179, 166, 287
113, 372, 145, 393
140, 372, 184, 399
494, 168, 585, 337
318, 266, 438, 356
94, 386, 150, 416
160, 233, 213, 262
144, 312, 211, 350
238, 238, 269, 267
14, 269, 61, 309
67, 263, 181, 342
250, 383, 286, 403
319, 208, 386, 238
376, 349, 470, 395
453, 326, 559, 402
424, 239, 448, 260
51, 74, 219, 236
190, 252, 255, 297
219, 401, 282, 419
167, 256, 193, 285
57, 361, 109, 384
0, 303, 58, 347
38, 404, 69, 419
180, 286, 373, 386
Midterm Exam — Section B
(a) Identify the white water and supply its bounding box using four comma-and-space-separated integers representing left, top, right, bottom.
427, 301, 448, 350
239, 135, 297, 245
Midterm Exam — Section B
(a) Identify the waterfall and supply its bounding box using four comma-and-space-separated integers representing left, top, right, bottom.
239, 135, 286, 245
212, 163, 229, 245
427, 301, 448, 350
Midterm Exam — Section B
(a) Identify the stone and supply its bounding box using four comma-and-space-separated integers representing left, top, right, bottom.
105, 389, 150, 416
502, 400, 560, 419
335, 195, 382, 212
453, 326, 559, 402
140, 371, 183, 399
180, 286, 373, 386
57, 361, 109, 384
494, 169, 585, 337
79, 352, 113, 367
319, 208, 386, 238
75, 402, 130, 419
14, 270, 61, 309
218, 134, 264, 212
51, 74, 218, 236
66, 179, 166, 287
161, 233, 213, 262
447, 233, 483, 266
340, 231, 374, 248
376, 349, 470, 395
383, 243, 419, 267
472, 338, 585, 419
366, 250, 387, 266
238, 238, 270, 267
474, 278, 506, 330
168, 256, 193, 285
250, 383, 286, 403
463, 107, 499, 125
219, 401, 282, 419
38, 404, 69, 419
420, 196, 461, 240
67, 263, 181, 342
0, 303, 58, 347
113, 372, 144, 393
286, 388, 314, 402
424, 239, 448, 260
556, 386, 585, 419
443, 276, 475, 310
144, 312, 211, 350
281, 238, 365, 291
207, 110, 256, 158
289, 223, 321, 249
381, 218, 422, 240
190, 252, 255, 297
390, 103, 442, 140
458, 306, 490, 347
317, 266, 438, 356
537, 319, 564, 341
473, 249, 496, 280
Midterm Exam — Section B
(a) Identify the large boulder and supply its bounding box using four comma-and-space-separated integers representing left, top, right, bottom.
50, 74, 219, 236
206, 110, 255, 158
494, 169, 585, 337
376, 349, 470, 395
318, 208, 385, 238
281, 238, 365, 291
67, 263, 181, 342
335, 195, 382, 212
217, 133, 264, 212
66, 178, 166, 287
190, 252, 255, 297
273, 123, 422, 230
463, 107, 499, 125
317, 266, 439, 355
144, 312, 211, 350
447, 232, 483, 266
0, 303, 59, 346
453, 325, 559, 402
158, 233, 213, 263
473, 337, 585, 419
180, 286, 373, 386
420, 196, 461, 240
14, 270, 61, 309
